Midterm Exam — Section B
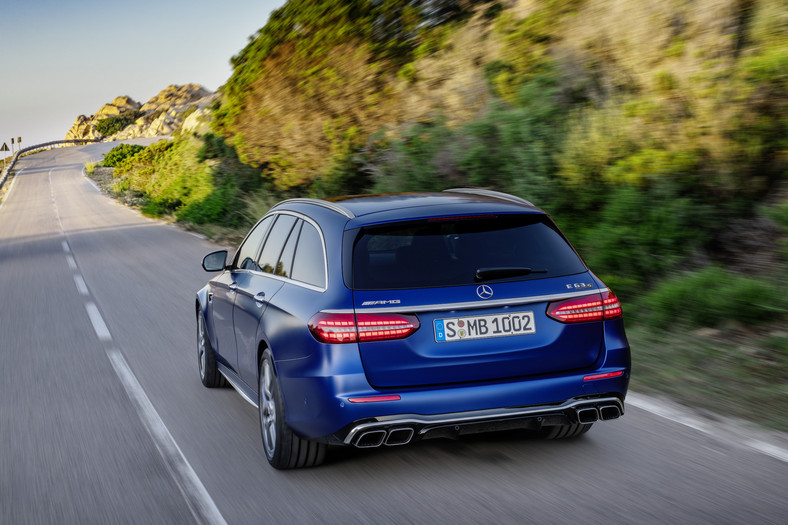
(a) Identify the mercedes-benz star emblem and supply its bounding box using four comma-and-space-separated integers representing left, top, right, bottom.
476, 285, 493, 300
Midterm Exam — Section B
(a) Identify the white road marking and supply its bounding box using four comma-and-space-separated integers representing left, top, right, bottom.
84, 169, 101, 192
66, 255, 77, 270
107, 349, 227, 525
85, 302, 112, 342
745, 440, 788, 464
74, 275, 89, 296
61, 240, 70, 253
627, 392, 788, 464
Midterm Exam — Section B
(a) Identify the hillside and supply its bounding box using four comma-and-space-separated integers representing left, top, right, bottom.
87, 0, 787, 429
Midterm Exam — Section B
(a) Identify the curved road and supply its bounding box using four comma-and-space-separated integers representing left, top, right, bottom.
1, 143, 786, 524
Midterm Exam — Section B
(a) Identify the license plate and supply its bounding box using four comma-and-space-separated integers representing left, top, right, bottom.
434, 311, 535, 342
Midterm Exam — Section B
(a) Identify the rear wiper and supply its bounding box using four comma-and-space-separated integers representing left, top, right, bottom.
475, 267, 548, 282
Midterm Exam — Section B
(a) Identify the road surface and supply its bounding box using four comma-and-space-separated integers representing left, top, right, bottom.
1, 143, 786, 524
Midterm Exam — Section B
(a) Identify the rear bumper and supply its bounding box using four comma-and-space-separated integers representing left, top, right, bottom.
335, 395, 625, 447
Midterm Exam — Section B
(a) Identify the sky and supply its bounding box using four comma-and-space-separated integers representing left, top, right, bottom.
0, 0, 285, 151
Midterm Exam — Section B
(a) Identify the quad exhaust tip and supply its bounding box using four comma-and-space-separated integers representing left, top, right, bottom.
385, 428, 415, 446
355, 428, 415, 448
576, 407, 599, 424
356, 430, 387, 448
599, 404, 622, 420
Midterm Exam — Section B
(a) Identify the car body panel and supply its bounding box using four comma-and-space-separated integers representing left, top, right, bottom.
352, 276, 605, 388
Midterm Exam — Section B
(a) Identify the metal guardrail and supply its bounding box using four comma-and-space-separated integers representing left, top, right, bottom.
0, 139, 101, 192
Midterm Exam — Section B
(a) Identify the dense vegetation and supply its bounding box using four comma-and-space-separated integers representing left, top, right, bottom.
95, 111, 145, 137
95, 0, 787, 428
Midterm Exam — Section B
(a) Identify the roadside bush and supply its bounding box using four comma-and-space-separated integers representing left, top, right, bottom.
639, 266, 786, 328
578, 182, 714, 299
372, 120, 457, 193
114, 135, 262, 226
96, 111, 144, 137
102, 144, 145, 168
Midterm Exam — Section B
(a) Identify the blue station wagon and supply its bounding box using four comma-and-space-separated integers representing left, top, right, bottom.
196, 189, 631, 469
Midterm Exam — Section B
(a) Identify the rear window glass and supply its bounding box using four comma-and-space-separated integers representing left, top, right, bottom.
351, 215, 586, 290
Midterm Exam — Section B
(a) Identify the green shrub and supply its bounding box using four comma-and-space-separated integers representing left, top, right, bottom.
103, 144, 145, 167
372, 120, 457, 193
113, 135, 262, 227
95, 111, 144, 137
577, 181, 714, 299
639, 267, 786, 328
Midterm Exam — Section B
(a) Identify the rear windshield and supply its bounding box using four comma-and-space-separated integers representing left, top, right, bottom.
351, 214, 586, 290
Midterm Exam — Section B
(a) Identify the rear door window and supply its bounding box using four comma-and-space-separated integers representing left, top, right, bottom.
234, 215, 274, 271
352, 214, 586, 290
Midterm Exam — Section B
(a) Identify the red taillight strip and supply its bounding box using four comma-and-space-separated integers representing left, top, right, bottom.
547, 290, 623, 323
347, 395, 402, 403
308, 313, 420, 343
583, 370, 625, 381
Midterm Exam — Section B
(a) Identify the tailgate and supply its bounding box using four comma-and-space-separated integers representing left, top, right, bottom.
354, 280, 603, 388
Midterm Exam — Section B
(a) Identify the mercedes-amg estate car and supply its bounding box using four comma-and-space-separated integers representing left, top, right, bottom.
196, 189, 631, 469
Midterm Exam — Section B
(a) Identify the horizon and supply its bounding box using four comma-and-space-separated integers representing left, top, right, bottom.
0, 0, 284, 152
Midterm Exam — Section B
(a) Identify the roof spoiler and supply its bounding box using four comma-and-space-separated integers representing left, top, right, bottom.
443, 188, 535, 207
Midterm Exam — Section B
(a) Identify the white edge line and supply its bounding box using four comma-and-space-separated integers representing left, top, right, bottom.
62, 240, 70, 253
84, 168, 101, 192
106, 349, 227, 525
74, 275, 89, 296
66, 255, 77, 270
627, 392, 788, 464
85, 302, 112, 342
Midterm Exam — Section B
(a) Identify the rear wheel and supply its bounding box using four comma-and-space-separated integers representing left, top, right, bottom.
540, 422, 593, 439
259, 350, 326, 469
197, 310, 225, 388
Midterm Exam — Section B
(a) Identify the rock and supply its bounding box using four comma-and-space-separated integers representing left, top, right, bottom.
182, 107, 213, 135
140, 84, 212, 113
65, 85, 215, 141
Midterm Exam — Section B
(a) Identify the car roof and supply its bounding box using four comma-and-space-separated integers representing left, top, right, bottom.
272, 189, 542, 227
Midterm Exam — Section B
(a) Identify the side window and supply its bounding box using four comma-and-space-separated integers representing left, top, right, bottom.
276, 221, 302, 278
234, 215, 274, 270
291, 222, 326, 288
257, 214, 297, 274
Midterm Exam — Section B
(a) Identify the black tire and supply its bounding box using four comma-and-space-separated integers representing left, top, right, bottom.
197, 310, 225, 388
540, 422, 593, 440
258, 350, 327, 469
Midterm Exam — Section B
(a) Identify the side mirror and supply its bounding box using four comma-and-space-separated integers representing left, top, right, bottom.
202, 250, 228, 272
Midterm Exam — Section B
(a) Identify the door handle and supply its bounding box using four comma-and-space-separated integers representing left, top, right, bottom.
229, 282, 238, 292
254, 292, 266, 306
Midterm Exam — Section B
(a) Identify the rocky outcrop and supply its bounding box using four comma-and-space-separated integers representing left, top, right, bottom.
140, 84, 212, 113
65, 115, 103, 141
65, 84, 216, 141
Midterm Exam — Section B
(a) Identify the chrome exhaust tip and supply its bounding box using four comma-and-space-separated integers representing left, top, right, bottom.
385, 428, 414, 446
356, 430, 386, 448
599, 405, 622, 420
576, 407, 599, 424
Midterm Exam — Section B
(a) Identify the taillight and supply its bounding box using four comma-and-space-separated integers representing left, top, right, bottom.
308, 312, 420, 343
547, 290, 623, 323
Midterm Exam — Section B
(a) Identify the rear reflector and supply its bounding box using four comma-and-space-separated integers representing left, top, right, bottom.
309, 312, 420, 344
547, 290, 623, 323
348, 395, 401, 403
583, 370, 625, 381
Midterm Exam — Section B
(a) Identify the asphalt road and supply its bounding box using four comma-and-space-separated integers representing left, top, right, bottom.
1, 143, 786, 524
